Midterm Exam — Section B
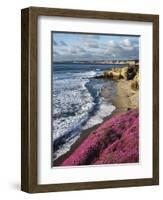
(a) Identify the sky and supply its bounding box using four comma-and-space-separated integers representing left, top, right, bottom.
52, 32, 139, 62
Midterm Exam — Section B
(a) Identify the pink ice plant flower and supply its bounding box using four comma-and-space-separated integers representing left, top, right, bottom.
61, 109, 139, 166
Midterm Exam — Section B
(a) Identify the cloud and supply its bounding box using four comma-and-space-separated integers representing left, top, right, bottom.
82, 40, 99, 49
53, 40, 58, 45
70, 49, 78, 54
70, 46, 87, 54
80, 34, 100, 41
80, 35, 100, 49
120, 39, 134, 51
60, 40, 67, 46
53, 51, 60, 56
75, 46, 87, 53
53, 34, 139, 61
92, 35, 100, 39
106, 40, 122, 55
78, 47, 86, 53
122, 39, 132, 47
87, 43, 99, 48
108, 40, 118, 48
102, 38, 139, 60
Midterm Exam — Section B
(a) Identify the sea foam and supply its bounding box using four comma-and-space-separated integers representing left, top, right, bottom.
53, 71, 97, 159
52, 68, 115, 161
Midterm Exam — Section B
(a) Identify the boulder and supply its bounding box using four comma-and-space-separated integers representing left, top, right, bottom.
131, 73, 139, 91
120, 66, 128, 80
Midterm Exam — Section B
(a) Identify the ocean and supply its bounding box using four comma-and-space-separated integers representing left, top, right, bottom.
52, 63, 123, 161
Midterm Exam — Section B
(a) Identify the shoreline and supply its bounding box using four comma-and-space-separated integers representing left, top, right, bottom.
53, 69, 139, 166
53, 108, 119, 166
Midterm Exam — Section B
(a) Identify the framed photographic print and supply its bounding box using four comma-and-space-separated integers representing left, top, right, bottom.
21, 7, 159, 193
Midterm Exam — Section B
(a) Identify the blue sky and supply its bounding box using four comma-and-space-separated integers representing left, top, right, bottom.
52, 32, 139, 62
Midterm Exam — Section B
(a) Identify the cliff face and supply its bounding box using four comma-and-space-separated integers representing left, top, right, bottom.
102, 64, 139, 80
95, 64, 138, 80
61, 109, 139, 166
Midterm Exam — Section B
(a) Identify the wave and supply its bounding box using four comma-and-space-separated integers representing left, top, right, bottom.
52, 69, 115, 160
83, 101, 116, 130
52, 71, 97, 160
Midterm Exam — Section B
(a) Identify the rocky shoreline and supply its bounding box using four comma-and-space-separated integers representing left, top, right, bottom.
53, 64, 139, 167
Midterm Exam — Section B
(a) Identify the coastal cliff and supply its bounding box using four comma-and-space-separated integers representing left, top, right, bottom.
95, 64, 139, 81
101, 64, 139, 112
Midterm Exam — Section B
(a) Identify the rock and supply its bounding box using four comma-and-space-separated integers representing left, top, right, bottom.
95, 64, 139, 81
134, 73, 139, 82
111, 71, 121, 80
131, 80, 139, 91
120, 66, 128, 80
131, 73, 139, 91
104, 71, 113, 78
127, 66, 136, 80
